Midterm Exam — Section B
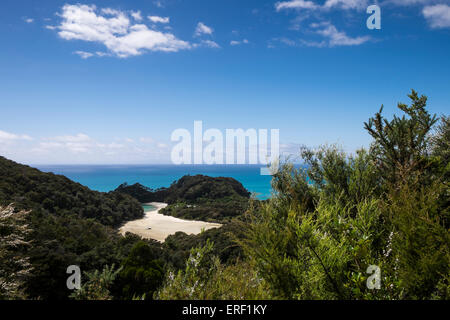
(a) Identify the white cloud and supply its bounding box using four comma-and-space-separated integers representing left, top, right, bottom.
276, 0, 369, 11
148, 16, 170, 23
140, 137, 155, 143
423, 4, 450, 29
323, 0, 369, 10
101, 8, 121, 16
275, 0, 319, 11
39, 134, 127, 154
230, 39, 249, 46
201, 40, 220, 48
0, 130, 32, 143
39, 134, 93, 153
95, 51, 110, 57
131, 11, 143, 21
1, 132, 172, 164
385, 0, 439, 6
310, 22, 371, 47
51, 133, 91, 143
74, 51, 94, 59
195, 22, 214, 36
157, 143, 168, 149
25, 18, 34, 23
53, 4, 190, 58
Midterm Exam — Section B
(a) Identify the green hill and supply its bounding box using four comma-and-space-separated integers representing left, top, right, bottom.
116, 174, 250, 203
115, 174, 251, 222
0, 156, 143, 227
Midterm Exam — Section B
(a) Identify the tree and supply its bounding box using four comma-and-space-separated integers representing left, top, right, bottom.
70, 264, 122, 300
112, 241, 164, 300
157, 240, 269, 300
364, 90, 438, 185
0, 205, 32, 299
239, 90, 448, 300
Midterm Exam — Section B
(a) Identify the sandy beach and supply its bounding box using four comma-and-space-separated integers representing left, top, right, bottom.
119, 202, 222, 242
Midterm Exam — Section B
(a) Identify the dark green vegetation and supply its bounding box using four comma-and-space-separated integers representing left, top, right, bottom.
116, 175, 250, 203
111, 241, 164, 300
0, 157, 144, 227
1, 90, 448, 300
114, 183, 168, 203
0, 157, 248, 299
162, 221, 244, 270
0, 157, 152, 299
158, 90, 449, 300
116, 175, 251, 223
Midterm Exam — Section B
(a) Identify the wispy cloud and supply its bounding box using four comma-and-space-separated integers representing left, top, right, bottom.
0, 130, 32, 143
148, 15, 170, 23
275, 0, 319, 11
74, 51, 94, 59
275, 0, 369, 12
311, 22, 371, 47
230, 39, 249, 46
384, 0, 440, 6
200, 40, 220, 48
195, 22, 214, 36
323, 0, 369, 10
271, 22, 371, 48
423, 4, 450, 29
154, 1, 164, 8
274, 0, 374, 48
131, 10, 143, 21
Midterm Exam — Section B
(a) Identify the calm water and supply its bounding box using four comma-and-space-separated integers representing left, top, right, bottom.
35, 164, 274, 199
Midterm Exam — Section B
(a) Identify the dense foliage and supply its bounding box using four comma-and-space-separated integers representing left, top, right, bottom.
117, 175, 251, 222
112, 241, 164, 300
0, 157, 152, 299
115, 183, 169, 203
162, 221, 244, 270
156, 90, 449, 300
0, 157, 144, 227
0, 157, 251, 299
116, 175, 250, 204
26, 215, 149, 299
0, 205, 32, 299
157, 240, 270, 300
236, 90, 449, 299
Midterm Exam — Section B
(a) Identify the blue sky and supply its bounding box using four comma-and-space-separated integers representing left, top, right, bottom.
0, 0, 449, 164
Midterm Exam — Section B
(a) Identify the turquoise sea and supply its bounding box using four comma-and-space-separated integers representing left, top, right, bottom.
35, 164, 274, 199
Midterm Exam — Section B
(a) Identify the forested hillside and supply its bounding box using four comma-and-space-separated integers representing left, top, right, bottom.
116, 175, 251, 222
0, 158, 149, 299
115, 174, 250, 203
0, 157, 245, 300
0, 157, 144, 227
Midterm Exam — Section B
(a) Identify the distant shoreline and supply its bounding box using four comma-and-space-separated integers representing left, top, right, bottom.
119, 202, 222, 242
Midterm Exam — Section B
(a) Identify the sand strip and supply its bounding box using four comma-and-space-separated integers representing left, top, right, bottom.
119, 202, 222, 242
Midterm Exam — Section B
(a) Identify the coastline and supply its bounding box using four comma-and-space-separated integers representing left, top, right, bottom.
119, 202, 222, 242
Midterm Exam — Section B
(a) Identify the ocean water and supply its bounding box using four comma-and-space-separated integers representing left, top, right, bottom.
35, 164, 274, 199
